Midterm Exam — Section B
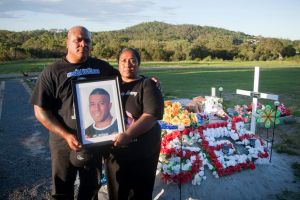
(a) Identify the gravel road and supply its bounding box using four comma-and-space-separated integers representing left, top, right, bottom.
0, 79, 51, 200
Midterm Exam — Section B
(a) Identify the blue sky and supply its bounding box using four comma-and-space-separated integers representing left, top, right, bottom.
0, 0, 299, 40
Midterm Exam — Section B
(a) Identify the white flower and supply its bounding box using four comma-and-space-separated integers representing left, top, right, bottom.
169, 156, 180, 163
171, 165, 180, 174
199, 171, 204, 176
230, 131, 239, 140
255, 157, 270, 165
192, 173, 201, 185
212, 171, 219, 178
208, 163, 214, 170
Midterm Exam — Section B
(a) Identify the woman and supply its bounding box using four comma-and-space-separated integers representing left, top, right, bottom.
106, 48, 164, 200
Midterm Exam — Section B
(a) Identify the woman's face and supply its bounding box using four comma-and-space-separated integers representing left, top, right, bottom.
118, 50, 139, 82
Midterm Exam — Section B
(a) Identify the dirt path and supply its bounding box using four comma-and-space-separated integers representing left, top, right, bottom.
152, 151, 300, 200
0, 79, 51, 200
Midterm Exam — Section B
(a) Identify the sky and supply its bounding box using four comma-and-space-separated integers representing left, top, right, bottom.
0, 0, 299, 40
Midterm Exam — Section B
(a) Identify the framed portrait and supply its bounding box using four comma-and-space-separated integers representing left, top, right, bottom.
72, 76, 125, 148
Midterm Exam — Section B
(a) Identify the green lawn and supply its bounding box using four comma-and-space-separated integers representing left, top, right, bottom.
1, 59, 300, 74
0, 58, 56, 74
142, 67, 300, 155
3, 59, 300, 155
1, 59, 299, 116
141, 67, 300, 116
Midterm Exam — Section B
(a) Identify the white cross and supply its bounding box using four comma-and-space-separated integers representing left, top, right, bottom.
236, 66, 279, 134
211, 87, 216, 96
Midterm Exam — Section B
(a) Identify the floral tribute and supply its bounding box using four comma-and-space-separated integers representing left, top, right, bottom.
158, 128, 206, 185
227, 104, 251, 123
231, 117, 269, 163
198, 121, 269, 177
278, 103, 291, 116
159, 99, 271, 185
162, 101, 199, 127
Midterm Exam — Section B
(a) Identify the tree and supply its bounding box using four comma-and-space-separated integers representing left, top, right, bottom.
254, 38, 284, 60
281, 45, 296, 57
189, 45, 209, 60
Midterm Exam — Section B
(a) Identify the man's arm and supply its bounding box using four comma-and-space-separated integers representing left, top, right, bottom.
34, 105, 81, 151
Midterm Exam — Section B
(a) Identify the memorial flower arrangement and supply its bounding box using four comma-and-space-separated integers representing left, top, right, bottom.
277, 103, 291, 116
198, 120, 270, 177
227, 104, 251, 123
162, 101, 199, 126
158, 128, 205, 185
198, 123, 254, 177
159, 98, 272, 185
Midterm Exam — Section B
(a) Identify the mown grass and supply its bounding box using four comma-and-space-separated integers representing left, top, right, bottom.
273, 123, 300, 156
141, 67, 300, 156
141, 67, 300, 116
1, 59, 300, 74
141, 60, 300, 68
3, 59, 300, 156
0, 58, 56, 74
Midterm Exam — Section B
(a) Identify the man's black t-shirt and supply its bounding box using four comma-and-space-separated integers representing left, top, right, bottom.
113, 77, 164, 160
31, 57, 119, 138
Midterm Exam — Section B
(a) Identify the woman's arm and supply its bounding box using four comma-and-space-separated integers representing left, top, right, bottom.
114, 113, 157, 147
34, 105, 81, 151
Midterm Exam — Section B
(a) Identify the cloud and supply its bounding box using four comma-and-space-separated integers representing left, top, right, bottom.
0, 0, 155, 23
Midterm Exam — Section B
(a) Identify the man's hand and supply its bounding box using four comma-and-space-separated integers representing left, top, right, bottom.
34, 105, 82, 151
64, 133, 82, 151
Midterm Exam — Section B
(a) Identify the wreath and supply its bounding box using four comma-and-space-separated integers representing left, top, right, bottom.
159, 129, 203, 184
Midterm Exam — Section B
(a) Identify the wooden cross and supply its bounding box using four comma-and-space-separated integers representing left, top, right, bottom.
236, 66, 279, 134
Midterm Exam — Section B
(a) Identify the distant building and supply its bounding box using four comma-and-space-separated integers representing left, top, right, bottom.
49, 29, 67, 33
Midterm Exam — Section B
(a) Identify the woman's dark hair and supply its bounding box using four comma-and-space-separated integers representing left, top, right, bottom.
117, 47, 141, 66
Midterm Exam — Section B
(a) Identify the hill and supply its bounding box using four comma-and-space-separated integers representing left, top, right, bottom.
0, 21, 299, 61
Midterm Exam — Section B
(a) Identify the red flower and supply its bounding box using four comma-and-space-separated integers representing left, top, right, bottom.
249, 162, 256, 170
183, 128, 190, 135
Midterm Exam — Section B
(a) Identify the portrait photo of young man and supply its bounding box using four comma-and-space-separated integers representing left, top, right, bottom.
85, 88, 118, 138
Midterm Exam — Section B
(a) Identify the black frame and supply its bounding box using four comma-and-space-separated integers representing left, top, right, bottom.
72, 76, 125, 148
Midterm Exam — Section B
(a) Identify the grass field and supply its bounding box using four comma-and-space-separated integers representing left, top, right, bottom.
1, 59, 299, 115
0, 59, 55, 74
140, 67, 300, 155
141, 67, 300, 116
1, 59, 300, 74
3, 59, 299, 155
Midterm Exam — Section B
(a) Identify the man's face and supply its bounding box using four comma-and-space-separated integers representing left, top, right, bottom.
89, 94, 112, 123
66, 27, 91, 63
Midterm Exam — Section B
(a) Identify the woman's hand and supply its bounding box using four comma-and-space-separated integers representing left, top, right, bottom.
150, 76, 161, 90
113, 132, 132, 147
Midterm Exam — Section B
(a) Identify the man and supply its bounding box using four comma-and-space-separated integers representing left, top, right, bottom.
85, 88, 118, 138
31, 26, 119, 200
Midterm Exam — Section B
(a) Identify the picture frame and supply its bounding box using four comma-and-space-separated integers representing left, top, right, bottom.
72, 76, 125, 148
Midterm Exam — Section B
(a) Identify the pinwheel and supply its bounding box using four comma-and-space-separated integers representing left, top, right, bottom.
256, 105, 280, 128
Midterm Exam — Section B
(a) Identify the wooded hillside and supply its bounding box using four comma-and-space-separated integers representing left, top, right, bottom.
0, 21, 299, 61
